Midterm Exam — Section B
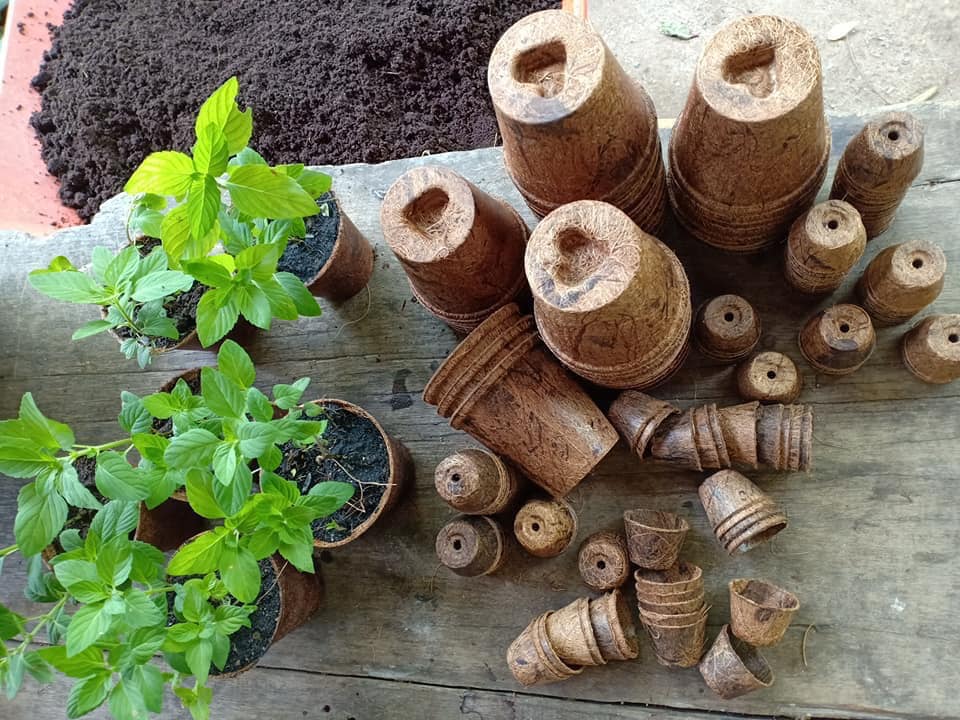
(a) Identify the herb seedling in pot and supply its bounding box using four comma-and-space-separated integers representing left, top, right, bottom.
29, 77, 331, 367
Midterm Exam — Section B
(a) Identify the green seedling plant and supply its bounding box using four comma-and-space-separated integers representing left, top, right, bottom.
0, 341, 352, 719
29, 77, 331, 367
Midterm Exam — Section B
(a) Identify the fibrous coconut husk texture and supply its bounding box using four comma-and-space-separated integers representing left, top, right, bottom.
30, 0, 557, 221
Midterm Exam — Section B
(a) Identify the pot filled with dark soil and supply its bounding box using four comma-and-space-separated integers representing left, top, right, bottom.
278, 399, 413, 548
42, 456, 209, 561
169, 554, 323, 677
277, 192, 374, 302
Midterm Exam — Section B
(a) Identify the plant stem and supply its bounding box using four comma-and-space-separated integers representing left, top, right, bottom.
0, 544, 18, 558
14, 596, 68, 653
70, 437, 134, 459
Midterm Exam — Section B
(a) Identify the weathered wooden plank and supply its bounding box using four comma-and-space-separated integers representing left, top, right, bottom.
1, 104, 959, 720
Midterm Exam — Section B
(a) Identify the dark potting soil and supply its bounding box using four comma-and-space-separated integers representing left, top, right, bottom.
278, 403, 390, 545
168, 558, 281, 676
276, 193, 339, 283
30, 0, 558, 221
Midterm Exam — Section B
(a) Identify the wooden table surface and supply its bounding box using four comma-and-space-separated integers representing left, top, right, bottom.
1, 103, 958, 720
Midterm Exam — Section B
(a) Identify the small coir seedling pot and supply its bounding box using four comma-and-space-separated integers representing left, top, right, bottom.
692, 403, 730, 469
507, 612, 583, 687
694, 295, 761, 364
607, 390, 679, 458
736, 352, 803, 404
717, 401, 760, 469
544, 596, 605, 667
588, 589, 640, 662
699, 624, 774, 699
278, 192, 374, 302
380, 166, 529, 333
577, 532, 631, 592
799, 304, 876, 375
280, 399, 413, 549
434, 447, 521, 515
488, 10, 667, 233
699, 470, 787, 554
622, 509, 689, 570
784, 200, 866, 294
640, 607, 708, 668
830, 111, 925, 238
435, 515, 508, 577
525, 200, 691, 389
755, 403, 813, 472
514, 497, 578, 558
668, 15, 830, 252
423, 303, 618, 497
856, 240, 947, 327
729, 578, 799, 647
634, 562, 704, 599
205, 555, 323, 677
901, 314, 960, 384
649, 408, 702, 471
637, 593, 705, 616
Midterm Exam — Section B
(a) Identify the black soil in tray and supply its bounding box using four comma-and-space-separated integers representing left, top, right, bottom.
31, 0, 558, 221
276, 193, 339, 283
169, 558, 281, 676
278, 403, 390, 545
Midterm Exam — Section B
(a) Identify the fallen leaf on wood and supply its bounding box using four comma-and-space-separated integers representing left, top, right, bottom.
827, 21, 858, 41
660, 21, 698, 40
908, 85, 939, 103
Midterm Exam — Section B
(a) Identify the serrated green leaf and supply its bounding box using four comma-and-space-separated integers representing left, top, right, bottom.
96, 536, 133, 586
275, 271, 322, 317
131, 270, 194, 302
0, 605, 25, 641
192, 125, 229, 177
37, 646, 105, 679
165, 428, 220, 468
279, 540, 315, 573
135, 663, 165, 713
258, 445, 283, 472
108, 679, 145, 720
187, 174, 221, 241
195, 77, 252, 155
14, 482, 67, 555
306, 481, 355, 518
272, 377, 311, 410
195, 286, 240, 347
237, 422, 277, 458
95, 452, 153, 502
119, 392, 153, 435
182, 257, 233, 288
72, 319, 115, 340
212, 461, 251, 516
89, 501, 139, 542
168, 531, 225, 575
257, 274, 299, 321
296, 170, 332, 198
125, 151, 195, 196
66, 604, 112, 656
66, 672, 111, 718
19, 392, 75, 451
123, 589, 164, 628
28, 270, 110, 304
186, 640, 214, 685
236, 283, 272, 329
212, 442, 239, 486
184, 469, 225, 520
160, 204, 191, 266
217, 340, 255, 389
245, 387, 274, 423
201, 367, 246, 418
225, 165, 320, 219
220, 545, 260, 603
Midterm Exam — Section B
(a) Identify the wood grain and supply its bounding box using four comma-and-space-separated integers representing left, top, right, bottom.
1, 104, 958, 720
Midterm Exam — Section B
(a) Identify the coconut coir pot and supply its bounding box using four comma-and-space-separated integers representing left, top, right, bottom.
856, 240, 947, 327
433, 447, 521, 515
622, 509, 689, 570
514, 497, 578, 558
784, 200, 866, 294
525, 200, 692, 389
488, 10, 667, 234
380, 166, 529, 333
694, 295, 761, 364
728, 578, 799, 647
435, 515, 508, 577
423, 303, 618, 498
608, 390, 679, 459
901, 314, 960, 384
544, 596, 605, 667
587, 589, 640, 662
577, 531, 631, 592
507, 612, 582, 687
278, 192, 374, 302
699, 470, 788, 554
668, 15, 830, 252
279, 399, 412, 549
699, 624, 774, 699
736, 352, 803, 404
799, 304, 876, 375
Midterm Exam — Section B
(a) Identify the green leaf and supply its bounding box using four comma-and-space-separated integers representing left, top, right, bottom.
245, 387, 274, 423
276, 271, 322, 317
66, 604, 112, 656
135, 664, 165, 713
230, 147, 267, 167
220, 545, 260, 603
123, 589, 164, 628
37, 646, 105, 679
192, 125, 229, 176
182, 257, 233, 288
201, 367, 246, 418
272, 377, 310, 410
19, 392, 75, 450
181, 580, 209, 623
217, 340, 255, 389
210, 631, 230, 672
129, 197, 166, 239
212, 462, 251, 516
211, 442, 239, 486
28, 270, 109, 304
89, 501, 140, 542
235, 243, 280, 278
260, 472, 299, 502
96, 536, 133, 586
160, 205, 191, 265
23, 652, 54, 684
72, 319, 115, 340
296, 170, 332, 198
168, 531, 225, 575
54, 559, 99, 589
186, 640, 214, 685
128, 627, 166, 663
66, 673, 111, 718
195, 77, 252, 155
108, 679, 145, 720
141, 393, 178, 420
60, 464, 102, 510
279, 540, 315, 573
213, 604, 254, 635
195, 286, 240, 347
257, 274, 299, 321
306, 481, 355, 517
95, 452, 153, 502
119, 392, 153, 435
59, 528, 85, 552
258, 445, 283, 472
187, 174, 221, 241
125, 151, 195, 196
165, 428, 221, 468
225, 165, 320, 219
237, 422, 276, 458
131, 270, 194, 302
237, 283, 272, 329
104, 245, 140, 287
184, 469, 226, 519
14, 482, 67, 555
0, 606, 25, 640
